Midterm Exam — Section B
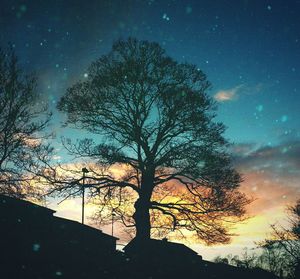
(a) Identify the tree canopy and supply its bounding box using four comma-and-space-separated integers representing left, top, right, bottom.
0, 47, 52, 199
56, 38, 249, 243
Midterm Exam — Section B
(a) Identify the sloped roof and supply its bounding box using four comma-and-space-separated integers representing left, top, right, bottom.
124, 237, 199, 257
0, 193, 118, 241
53, 216, 119, 240
0, 193, 56, 215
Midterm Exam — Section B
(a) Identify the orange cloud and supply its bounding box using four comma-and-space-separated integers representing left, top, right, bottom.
214, 85, 242, 102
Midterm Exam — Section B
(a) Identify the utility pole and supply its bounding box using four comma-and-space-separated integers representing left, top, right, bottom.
112, 211, 116, 237
81, 167, 89, 224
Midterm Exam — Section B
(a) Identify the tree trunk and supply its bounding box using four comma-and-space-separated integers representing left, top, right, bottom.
133, 168, 155, 241
133, 196, 151, 240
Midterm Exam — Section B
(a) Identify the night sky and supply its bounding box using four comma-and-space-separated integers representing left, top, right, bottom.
1, 0, 299, 258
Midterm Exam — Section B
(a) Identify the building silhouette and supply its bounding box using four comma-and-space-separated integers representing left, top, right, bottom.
0, 194, 118, 278
123, 237, 278, 279
0, 194, 280, 279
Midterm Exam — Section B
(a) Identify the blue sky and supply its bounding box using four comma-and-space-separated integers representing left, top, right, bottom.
1, 0, 299, 145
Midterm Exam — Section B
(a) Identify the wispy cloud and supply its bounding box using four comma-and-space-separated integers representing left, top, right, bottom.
233, 139, 300, 176
232, 138, 300, 216
214, 83, 266, 102
214, 85, 243, 102
195, 138, 300, 257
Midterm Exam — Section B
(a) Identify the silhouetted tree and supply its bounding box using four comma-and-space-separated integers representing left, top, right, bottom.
0, 47, 52, 199
234, 249, 258, 269
55, 38, 249, 243
260, 199, 300, 278
213, 255, 230, 265
213, 248, 291, 277
213, 249, 261, 268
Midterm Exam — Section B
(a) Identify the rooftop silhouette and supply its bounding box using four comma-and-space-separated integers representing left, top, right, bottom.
0, 194, 279, 279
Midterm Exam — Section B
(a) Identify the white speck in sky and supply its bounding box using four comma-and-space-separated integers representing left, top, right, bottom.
32, 243, 40, 252
256, 104, 264, 112
162, 13, 170, 21
281, 115, 288, 122
185, 6, 192, 14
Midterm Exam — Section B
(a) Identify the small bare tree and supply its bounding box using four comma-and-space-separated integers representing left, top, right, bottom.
260, 199, 300, 278
0, 47, 52, 199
